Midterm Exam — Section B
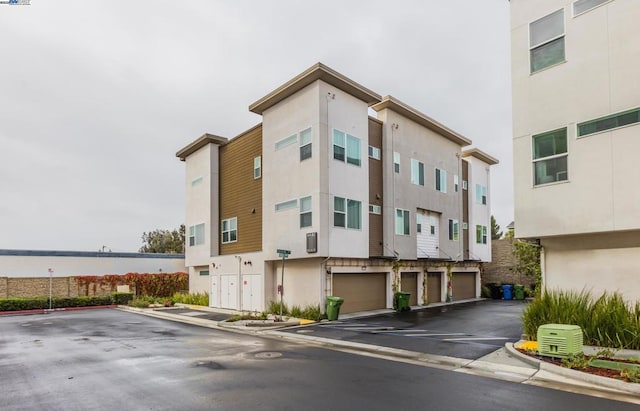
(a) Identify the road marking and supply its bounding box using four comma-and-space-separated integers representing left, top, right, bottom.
443, 337, 510, 341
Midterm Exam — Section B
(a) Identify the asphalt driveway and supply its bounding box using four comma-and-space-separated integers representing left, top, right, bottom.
282, 300, 526, 360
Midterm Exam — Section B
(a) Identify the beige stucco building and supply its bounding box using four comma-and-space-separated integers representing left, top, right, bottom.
177, 63, 498, 314
510, 0, 640, 301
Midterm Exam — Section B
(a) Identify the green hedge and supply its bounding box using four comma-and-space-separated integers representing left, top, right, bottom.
0, 295, 115, 312
111, 292, 134, 305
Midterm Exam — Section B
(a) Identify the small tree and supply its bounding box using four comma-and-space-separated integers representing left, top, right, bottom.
139, 225, 185, 254
491, 215, 503, 240
512, 239, 541, 297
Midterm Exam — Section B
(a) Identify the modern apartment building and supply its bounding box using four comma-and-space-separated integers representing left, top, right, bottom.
511, 0, 640, 301
177, 63, 498, 314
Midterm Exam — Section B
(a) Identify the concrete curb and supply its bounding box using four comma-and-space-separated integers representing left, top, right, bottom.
505, 342, 640, 395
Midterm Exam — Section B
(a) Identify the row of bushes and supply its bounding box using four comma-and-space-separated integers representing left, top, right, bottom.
0, 292, 134, 311
75, 272, 188, 297
523, 290, 640, 349
266, 300, 323, 321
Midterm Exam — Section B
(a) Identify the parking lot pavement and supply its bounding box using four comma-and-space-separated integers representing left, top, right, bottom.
280, 300, 526, 360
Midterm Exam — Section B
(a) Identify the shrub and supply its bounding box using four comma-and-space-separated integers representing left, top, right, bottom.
523, 289, 640, 349
621, 367, 640, 383
561, 353, 590, 370
300, 304, 322, 321
111, 292, 134, 305
0, 296, 112, 311
267, 300, 289, 316
128, 296, 154, 308
290, 305, 303, 318
172, 292, 209, 306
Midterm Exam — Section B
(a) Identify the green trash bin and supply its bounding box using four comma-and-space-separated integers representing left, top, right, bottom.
326, 296, 344, 320
395, 292, 411, 312
514, 284, 525, 300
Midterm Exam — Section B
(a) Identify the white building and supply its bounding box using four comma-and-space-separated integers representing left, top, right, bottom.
177, 63, 498, 314
510, 0, 640, 301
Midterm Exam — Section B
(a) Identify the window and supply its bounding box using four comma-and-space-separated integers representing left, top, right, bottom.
346, 135, 361, 166
476, 225, 488, 244
221, 218, 237, 244
578, 108, 640, 137
435, 168, 447, 193
448, 219, 459, 241
275, 199, 297, 211
462, 180, 468, 190
188, 223, 205, 246
411, 159, 425, 186
454, 175, 459, 192
334, 197, 361, 229
191, 176, 203, 187
530, 9, 565, 73
369, 204, 382, 215
475, 184, 487, 205
333, 130, 345, 161
462, 222, 468, 230
368, 146, 381, 160
573, 0, 611, 16
275, 134, 297, 150
253, 156, 261, 179
199, 270, 210, 276
533, 128, 568, 185
299, 196, 312, 228
393, 152, 400, 173
299, 127, 312, 161
395, 209, 410, 236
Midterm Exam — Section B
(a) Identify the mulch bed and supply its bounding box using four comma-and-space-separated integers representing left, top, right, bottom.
516, 348, 636, 383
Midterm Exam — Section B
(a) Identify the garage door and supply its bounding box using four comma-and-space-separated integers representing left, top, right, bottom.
426, 272, 442, 303
333, 273, 387, 314
453, 272, 476, 300
401, 272, 418, 306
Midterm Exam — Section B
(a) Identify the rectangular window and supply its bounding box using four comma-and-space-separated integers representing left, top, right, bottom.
275, 134, 297, 151
573, 0, 611, 16
393, 152, 400, 173
346, 199, 361, 229
253, 156, 261, 179
435, 168, 447, 193
191, 176, 203, 187
368, 146, 381, 160
395, 209, 410, 236
334, 197, 361, 229
475, 184, 487, 205
299, 127, 312, 161
448, 219, 459, 241
333, 130, 345, 161
369, 204, 382, 215
188, 223, 205, 247
476, 225, 488, 244
411, 159, 425, 186
299, 196, 312, 228
530, 9, 565, 73
454, 175, 459, 192
346, 135, 361, 166
221, 218, 237, 244
334, 196, 346, 228
577, 108, 640, 137
199, 270, 209, 276
533, 128, 568, 185
462, 180, 468, 190
275, 199, 297, 212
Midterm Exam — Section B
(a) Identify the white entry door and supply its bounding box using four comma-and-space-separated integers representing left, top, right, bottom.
220, 275, 238, 309
242, 274, 262, 312
210, 275, 220, 308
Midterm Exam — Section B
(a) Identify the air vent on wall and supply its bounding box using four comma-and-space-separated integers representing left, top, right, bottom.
306, 232, 317, 253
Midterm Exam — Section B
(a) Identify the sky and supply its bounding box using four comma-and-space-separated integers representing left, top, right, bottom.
0, 0, 513, 252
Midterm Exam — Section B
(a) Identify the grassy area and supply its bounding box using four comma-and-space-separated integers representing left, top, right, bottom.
522, 290, 640, 349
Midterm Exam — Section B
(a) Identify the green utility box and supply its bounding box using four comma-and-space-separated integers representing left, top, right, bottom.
514, 284, 525, 300
395, 292, 411, 312
537, 324, 583, 358
326, 296, 344, 321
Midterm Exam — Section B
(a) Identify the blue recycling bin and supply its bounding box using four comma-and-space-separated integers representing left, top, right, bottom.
502, 284, 513, 300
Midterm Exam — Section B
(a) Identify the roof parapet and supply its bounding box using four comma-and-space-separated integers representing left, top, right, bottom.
462, 147, 499, 165
176, 133, 228, 161
372, 95, 472, 147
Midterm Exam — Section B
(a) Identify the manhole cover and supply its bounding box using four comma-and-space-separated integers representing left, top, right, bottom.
296, 329, 314, 334
254, 351, 283, 359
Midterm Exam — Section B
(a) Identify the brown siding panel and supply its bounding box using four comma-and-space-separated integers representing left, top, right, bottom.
462, 160, 469, 260
219, 125, 263, 255
368, 118, 384, 256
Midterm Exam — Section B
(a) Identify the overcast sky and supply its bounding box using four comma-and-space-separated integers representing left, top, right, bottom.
0, 0, 512, 252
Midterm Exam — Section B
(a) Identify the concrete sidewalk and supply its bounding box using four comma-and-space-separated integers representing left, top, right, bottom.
118, 303, 640, 403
